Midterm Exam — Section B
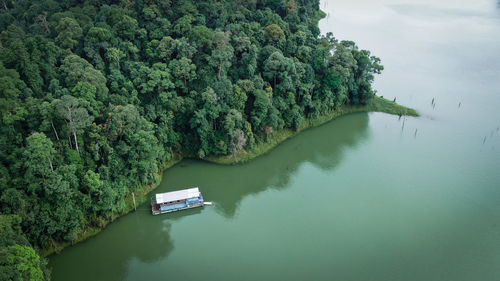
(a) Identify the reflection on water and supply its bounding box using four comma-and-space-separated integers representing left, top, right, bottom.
49, 207, 202, 281
158, 113, 369, 218
50, 0, 500, 279
50, 113, 370, 281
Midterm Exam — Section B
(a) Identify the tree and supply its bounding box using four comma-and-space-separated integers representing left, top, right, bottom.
229, 129, 246, 154
56, 95, 93, 154
59, 55, 109, 103
199, 87, 222, 131
71, 81, 102, 117
105, 48, 125, 70
0, 63, 28, 126
82, 170, 115, 215
189, 25, 213, 51
38, 101, 60, 141
338, 40, 384, 104
190, 109, 210, 158
157, 36, 176, 60
264, 24, 285, 43
1, 245, 46, 281
0, 215, 49, 281
55, 17, 83, 49
126, 129, 161, 185
224, 109, 247, 154
173, 15, 194, 36
208, 31, 234, 80
250, 89, 279, 133
263, 51, 297, 94
170, 57, 196, 88
113, 15, 139, 41
230, 83, 248, 112
24, 133, 55, 177
105, 104, 141, 140
174, 38, 197, 59
263, 51, 285, 89
83, 26, 114, 70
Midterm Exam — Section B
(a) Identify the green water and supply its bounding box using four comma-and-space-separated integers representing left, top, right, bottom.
49, 0, 500, 280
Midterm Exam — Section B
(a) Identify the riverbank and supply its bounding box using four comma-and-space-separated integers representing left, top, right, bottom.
206, 96, 418, 164
42, 96, 416, 257
40, 155, 183, 257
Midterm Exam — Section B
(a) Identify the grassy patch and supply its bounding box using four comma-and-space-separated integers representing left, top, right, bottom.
39, 227, 101, 257
364, 96, 419, 117
206, 96, 418, 165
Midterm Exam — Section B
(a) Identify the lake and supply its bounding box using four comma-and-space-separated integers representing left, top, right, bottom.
49, 0, 500, 280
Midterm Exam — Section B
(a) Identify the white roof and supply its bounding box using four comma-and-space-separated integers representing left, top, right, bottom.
156, 187, 200, 204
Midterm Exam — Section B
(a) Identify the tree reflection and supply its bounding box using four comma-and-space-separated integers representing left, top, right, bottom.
49, 208, 201, 281
160, 113, 370, 218
50, 113, 370, 280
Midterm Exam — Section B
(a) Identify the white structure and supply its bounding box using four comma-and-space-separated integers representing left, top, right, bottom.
155, 187, 201, 204
151, 187, 204, 215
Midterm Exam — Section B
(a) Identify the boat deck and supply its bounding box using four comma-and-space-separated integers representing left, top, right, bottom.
152, 202, 203, 215
151, 187, 206, 215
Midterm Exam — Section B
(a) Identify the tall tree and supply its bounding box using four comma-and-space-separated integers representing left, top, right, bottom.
209, 31, 234, 80
24, 132, 55, 177
56, 95, 93, 154
55, 17, 83, 50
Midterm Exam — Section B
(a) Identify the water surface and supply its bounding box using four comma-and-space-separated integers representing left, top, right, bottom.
50, 0, 500, 280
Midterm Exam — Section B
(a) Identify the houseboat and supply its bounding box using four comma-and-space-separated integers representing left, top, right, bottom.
151, 187, 204, 215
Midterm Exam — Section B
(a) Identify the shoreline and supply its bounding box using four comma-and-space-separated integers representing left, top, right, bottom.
206, 96, 418, 164
42, 96, 417, 257
40, 155, 183, 257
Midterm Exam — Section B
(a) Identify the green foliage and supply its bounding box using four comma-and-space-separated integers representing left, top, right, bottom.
23, 132, 55, 178
264, 24, 285, 43
0, 0, 387, 263
0, 215, 49, 281
55, 17, 83, 49
3, 245, 45, 281
209, 31, 234, 79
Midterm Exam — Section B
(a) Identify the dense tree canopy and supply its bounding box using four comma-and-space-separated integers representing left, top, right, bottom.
0, 0, 383, 278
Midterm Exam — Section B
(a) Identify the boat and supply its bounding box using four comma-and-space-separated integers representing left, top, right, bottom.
151, 187, 204, 215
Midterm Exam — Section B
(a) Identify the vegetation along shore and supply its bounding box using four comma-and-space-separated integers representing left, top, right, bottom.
0, 0, 416, 279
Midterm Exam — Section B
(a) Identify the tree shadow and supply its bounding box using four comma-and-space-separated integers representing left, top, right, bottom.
49, 207, 202, 281
159, 113, 370, 218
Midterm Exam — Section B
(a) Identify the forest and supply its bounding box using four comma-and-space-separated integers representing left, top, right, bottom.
0, 0, 383, 279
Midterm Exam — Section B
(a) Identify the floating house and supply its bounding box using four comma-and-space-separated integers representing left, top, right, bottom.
151, 187, 204, 215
